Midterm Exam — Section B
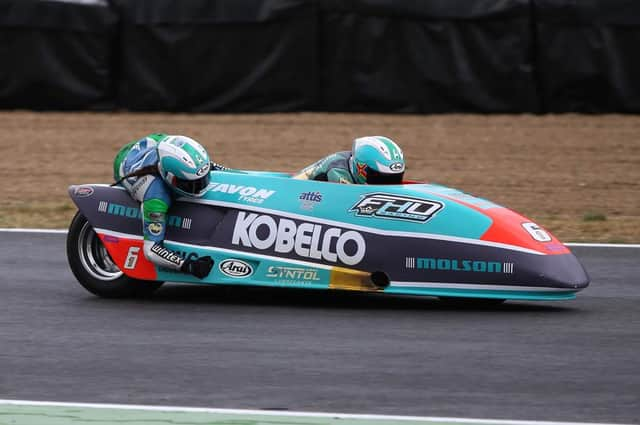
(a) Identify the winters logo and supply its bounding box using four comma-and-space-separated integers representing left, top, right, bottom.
231, 212, 366, 265
219, 259, 253, 278
350, 193, 444, 223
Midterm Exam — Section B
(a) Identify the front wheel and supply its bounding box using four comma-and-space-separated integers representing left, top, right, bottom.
66, 211, 163, 298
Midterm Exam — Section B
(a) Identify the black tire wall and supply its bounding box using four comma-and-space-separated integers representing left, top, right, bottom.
1, 0, 640, 113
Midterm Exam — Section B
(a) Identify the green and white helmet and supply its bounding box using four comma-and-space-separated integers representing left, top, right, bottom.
349, 136, 405, 184
157, 135, 211, 197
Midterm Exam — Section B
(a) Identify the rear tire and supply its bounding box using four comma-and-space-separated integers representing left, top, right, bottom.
66, 211, 163, 298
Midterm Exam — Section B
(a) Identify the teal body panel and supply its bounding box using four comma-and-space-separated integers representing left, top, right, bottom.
199, 171, 493, 238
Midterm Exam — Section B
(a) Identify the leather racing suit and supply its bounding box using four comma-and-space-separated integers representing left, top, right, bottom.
292, 151, 356, 183
113, 133, 212, 272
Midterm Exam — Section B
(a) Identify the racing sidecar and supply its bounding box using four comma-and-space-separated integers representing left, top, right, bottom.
67, 170, 589, 301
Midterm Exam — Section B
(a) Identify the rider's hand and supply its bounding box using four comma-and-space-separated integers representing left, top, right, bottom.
181, 256, 214, 279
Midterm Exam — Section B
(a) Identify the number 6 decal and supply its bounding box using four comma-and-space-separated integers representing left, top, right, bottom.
124, 246, 141, 270
522, 222, 552, 242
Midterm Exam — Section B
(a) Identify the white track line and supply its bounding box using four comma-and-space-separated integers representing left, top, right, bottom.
0, 399, 632, 425
0, 228, 68, 234
565, 243, 640, 248
1, 229, 639, 248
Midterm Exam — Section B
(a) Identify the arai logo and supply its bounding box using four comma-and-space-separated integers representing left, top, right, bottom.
231, 212, 366, 266
219, 259, 253, 278
196, 162, 210, 176
390, 162, 404, 172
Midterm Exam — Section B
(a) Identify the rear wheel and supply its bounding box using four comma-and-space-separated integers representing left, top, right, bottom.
66, 211, 163, 298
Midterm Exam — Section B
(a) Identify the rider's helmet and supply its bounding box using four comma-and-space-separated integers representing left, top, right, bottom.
157, 135, 211, 197
349, 136, 405, 184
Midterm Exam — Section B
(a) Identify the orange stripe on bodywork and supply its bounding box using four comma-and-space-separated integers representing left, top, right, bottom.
479, 207, 569, 255
97, 234, 158, 280
437, 194, 569, 255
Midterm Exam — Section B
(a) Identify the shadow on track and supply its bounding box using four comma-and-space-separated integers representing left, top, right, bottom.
82, 283, 577, 314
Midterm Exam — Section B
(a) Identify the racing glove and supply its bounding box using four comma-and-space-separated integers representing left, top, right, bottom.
181, 256, 214, 279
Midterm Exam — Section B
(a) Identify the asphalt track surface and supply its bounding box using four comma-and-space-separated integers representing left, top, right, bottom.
1, 232, 638, 423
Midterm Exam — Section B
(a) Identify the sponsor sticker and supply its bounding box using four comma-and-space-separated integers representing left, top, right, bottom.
219, 259, 253, 278
102, 235, 120, 244
74, 186, 94, 197
149, 211, 165, 221
150, 243, 182, 266
265, 266, 321, 284
231, 211, 366, 266
405, 257, 514, 274
99, 202, 191, 229
196, 163, 210, 177
148, 222, 163, 236
350, 193, 444, 223
390, 162, 405, 172
545, 243, 566, 252
299, 191, 322, 210
209, 182, 275, 204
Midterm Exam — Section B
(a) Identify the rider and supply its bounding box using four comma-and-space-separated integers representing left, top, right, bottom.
293, 136, 405, 184
113, 133, 225, 279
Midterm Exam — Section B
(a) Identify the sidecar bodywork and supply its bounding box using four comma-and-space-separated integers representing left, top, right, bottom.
67, 170, 589, 301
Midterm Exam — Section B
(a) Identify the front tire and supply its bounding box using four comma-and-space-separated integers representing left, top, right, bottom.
66, 211, 163, 298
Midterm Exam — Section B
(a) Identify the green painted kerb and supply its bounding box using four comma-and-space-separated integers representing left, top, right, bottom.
0, 404, 471, 425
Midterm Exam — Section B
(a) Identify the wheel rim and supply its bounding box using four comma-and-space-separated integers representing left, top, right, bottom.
77, 222, 123, 281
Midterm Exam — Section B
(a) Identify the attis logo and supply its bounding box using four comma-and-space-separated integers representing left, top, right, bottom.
299, 191, 323, 210
350, 193, 444, 223
74, 186, 94, 197
299, 192, 322, 202
219, 259, 253, 278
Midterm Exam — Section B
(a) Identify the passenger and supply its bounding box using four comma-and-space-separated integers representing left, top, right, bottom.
293, 136, 405, 184
113, 134, 227, 278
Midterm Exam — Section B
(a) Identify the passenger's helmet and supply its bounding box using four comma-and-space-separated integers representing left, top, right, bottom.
157, 136, 211, 197
349, 136, 405, 184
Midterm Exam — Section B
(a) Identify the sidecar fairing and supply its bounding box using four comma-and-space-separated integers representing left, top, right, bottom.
68, 170, 589, 301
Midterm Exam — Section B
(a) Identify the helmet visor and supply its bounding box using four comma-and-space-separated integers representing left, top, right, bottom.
366, 168, 404, 185
175, 173, 210, 195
